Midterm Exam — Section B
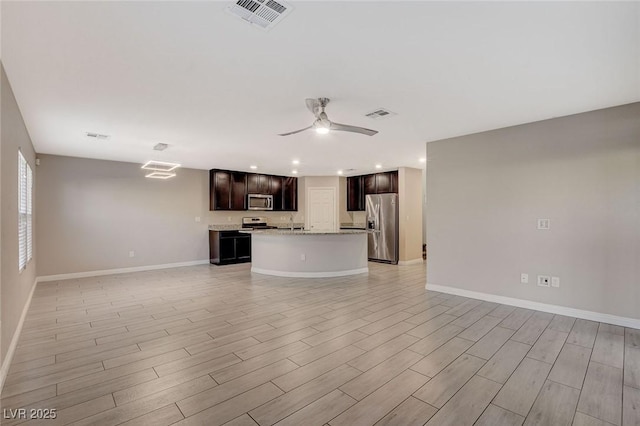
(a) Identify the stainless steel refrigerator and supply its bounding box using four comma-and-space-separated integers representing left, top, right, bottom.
366, 193, 399, 264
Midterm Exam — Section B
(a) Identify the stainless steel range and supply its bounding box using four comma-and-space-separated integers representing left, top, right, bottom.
242, 217, 277, 230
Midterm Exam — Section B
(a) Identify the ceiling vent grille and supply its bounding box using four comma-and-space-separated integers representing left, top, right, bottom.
86, 132, 110, 140
365, 108, 397, 120
153, 143, 169, 151
226, 0, 293, 31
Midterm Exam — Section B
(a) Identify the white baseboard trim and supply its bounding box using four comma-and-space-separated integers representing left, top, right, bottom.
251, 267, 369, 278
398, 259, 424, 266
37, 260, 210, 282
0, 277, 37, 393
426, 283, 640, 329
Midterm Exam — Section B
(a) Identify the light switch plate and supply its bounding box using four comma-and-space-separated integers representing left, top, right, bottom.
521, 273, 529, 284
551, 277, 560, 288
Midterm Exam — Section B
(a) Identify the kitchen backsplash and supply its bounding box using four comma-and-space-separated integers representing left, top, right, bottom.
208, 210, 304, 225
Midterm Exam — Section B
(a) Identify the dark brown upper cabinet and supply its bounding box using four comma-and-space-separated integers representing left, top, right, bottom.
270, 175, 283, 210
364, 174, 376, 195
210, 169, 247, 211
282, 177, 298, 211
346, 170, 398, 211
247, 173, 271, 194
210, 169, 297, 211
347, 176, 364, 211
375, 172, 391, 193
230, 171, 247, 210
211, 170, 230, 211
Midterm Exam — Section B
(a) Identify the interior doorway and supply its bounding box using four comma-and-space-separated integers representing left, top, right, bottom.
306, 187, 336, 232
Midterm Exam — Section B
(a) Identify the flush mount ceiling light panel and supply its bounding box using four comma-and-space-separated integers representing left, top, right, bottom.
226, 0, 293, 31
145, 171, 176, 179
365, 108, 397, 120
153, 143, 169, 151
141, 160, 181, 172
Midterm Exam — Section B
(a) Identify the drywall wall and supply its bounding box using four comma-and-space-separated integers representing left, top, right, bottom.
422, 167, 427, 245
36, 155, 210, 276
398, 167, 424, 263
1, 65, 37, 364
426, 102, 640, 320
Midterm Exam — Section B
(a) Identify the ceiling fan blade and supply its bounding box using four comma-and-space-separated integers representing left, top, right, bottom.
278, 125, 313, 136
330, 122, 378, 136
305, 98, 321, 116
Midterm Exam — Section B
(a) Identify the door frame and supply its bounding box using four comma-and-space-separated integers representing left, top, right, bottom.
306, 187, 337, 232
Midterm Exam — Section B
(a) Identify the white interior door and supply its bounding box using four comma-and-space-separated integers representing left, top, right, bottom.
307, 187, 336, 231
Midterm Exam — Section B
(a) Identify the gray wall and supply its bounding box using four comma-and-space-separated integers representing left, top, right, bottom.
426, 102, 640, 320
36, 155, 210, 276
1, 65, 37, 363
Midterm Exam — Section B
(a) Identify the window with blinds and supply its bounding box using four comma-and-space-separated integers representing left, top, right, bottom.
18, 151, 33, 270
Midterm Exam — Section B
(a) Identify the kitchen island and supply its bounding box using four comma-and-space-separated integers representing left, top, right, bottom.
245, 229, 368, 278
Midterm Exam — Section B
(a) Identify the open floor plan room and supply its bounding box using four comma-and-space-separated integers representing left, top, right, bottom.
2, 262, 638, 426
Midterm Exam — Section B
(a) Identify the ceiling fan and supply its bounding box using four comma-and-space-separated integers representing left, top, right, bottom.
279, 98, 378, 137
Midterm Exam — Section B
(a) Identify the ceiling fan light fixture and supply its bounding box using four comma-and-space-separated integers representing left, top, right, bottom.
313, 119, 330, 134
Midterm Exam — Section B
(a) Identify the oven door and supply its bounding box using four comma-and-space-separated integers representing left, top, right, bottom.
247, 194, 273, 210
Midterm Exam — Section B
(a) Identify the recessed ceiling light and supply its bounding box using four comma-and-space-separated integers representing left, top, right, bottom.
250, 165, 258, 170
292, 170, 298, 174
141, 160, 181, 172
419, 157, 426, 163
337, 170, 343, 175
375, 164, 382, 169
292, 159, 300, 165
145, 171, 176, 179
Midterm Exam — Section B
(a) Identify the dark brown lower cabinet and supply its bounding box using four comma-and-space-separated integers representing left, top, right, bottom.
209, 231, 251, 265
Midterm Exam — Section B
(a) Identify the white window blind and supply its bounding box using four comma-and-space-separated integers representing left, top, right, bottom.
18, 151, 33, 270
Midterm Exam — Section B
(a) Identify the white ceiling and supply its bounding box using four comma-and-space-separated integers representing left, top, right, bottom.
3, 1, 639, 176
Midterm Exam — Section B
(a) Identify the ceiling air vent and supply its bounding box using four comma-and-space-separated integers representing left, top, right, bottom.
365, 108, 397, 120
153, 143, 169, 151
226, 0, 293, 31
85, 132, 110, 140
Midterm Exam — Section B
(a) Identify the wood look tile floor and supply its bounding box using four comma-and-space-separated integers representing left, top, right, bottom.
2, 262, 639, 425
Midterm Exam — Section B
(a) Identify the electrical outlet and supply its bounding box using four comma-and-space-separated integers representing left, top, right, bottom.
129, 251, 135, 258
537, 219, 550, 230
227, 216, 232, 222
537, 275, 550, 287
300, 254, 306, 261
521, 273, 529, 284
551, 277, 560, 288
195, 216, 201, 222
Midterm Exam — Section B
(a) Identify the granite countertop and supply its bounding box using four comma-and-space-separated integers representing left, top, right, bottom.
240, 229, 368, 235
209, 223, 305, 231
209, 224, 243, 230
340, 224, 367, 229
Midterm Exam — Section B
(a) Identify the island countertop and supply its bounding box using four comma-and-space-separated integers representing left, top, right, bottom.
249, 230, 368, 277
240, 229, 368, 235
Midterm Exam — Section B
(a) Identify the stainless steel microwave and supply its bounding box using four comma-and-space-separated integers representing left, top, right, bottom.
247, 194, 273, 210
